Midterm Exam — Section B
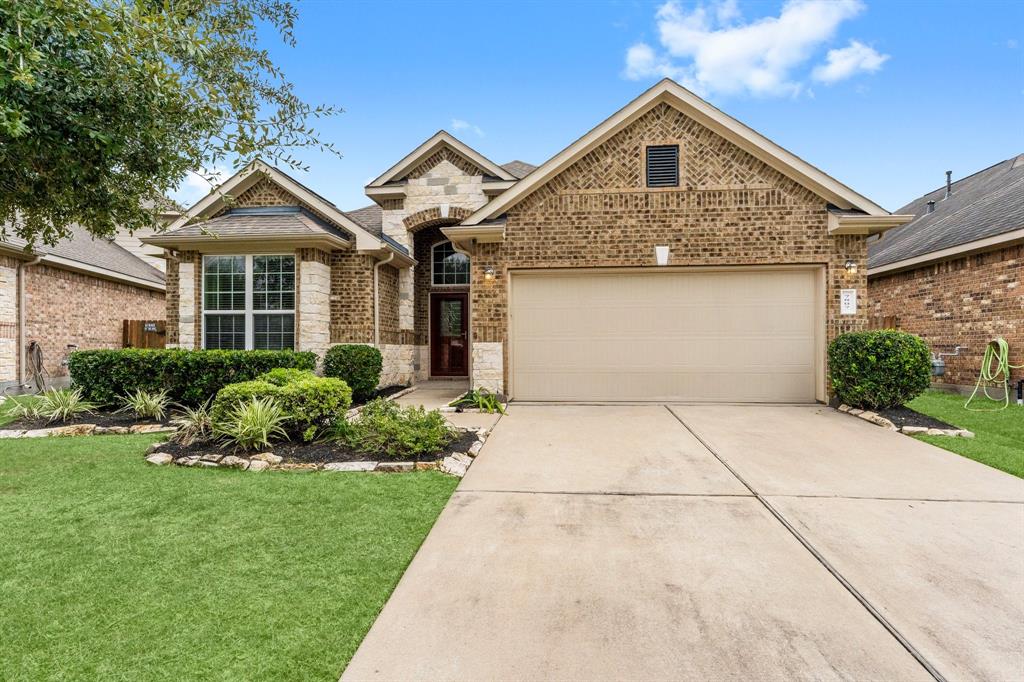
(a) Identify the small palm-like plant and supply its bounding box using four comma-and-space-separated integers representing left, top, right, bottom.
35, 388, 96, 423
6, 396, 40, 421
169, 399, 213, 446
119, 389, 171, 420
449, 388, 505, 414
213, 396, 289, 451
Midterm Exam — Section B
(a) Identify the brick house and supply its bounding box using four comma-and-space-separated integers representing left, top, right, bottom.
1, 225, 167, 391
148, 79, 912, 402
868, 155, 1023, 390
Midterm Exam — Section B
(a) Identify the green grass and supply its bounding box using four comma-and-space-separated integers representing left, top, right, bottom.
0, 435, 458, 680
907, 390, 1024, 478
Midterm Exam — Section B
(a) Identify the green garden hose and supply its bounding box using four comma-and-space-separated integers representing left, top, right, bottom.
965, 338, 1022, 411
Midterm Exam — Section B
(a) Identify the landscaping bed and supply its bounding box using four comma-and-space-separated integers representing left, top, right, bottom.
874, 404, 956, 430
3, 407, 171, 432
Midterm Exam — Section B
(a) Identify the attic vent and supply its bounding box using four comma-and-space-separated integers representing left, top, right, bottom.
646, 145, 679, 188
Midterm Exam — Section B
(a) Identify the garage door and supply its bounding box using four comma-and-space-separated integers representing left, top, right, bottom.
509, 268, 821, 402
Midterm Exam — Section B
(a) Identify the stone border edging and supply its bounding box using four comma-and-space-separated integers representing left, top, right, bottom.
0, 423, 173, 439
836, 404, 974, 438
145, 426, 490, 477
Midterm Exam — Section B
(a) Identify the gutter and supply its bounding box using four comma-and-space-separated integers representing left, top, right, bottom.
372, 251, 395, 346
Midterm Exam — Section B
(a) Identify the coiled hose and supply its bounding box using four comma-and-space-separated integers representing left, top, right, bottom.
965, 338, 1022, 411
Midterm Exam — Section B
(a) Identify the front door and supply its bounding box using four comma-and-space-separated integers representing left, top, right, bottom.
430, 293, 469, 376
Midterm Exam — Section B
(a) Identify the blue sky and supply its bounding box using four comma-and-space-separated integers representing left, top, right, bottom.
173, 0, 1024, 214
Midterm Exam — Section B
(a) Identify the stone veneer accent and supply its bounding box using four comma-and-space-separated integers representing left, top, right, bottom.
297, 248, 331, 358
869, 243, 1022, 387
0, 256, 19, 382
471, 102, 869, 396
176, 260, 197, 349
471, 342, 503, 394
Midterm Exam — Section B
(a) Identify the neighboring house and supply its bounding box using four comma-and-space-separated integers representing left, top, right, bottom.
868, 155, 1023, 390
112, 198, 184, 273
0, 225, 167, 390
146, 79, 912, 402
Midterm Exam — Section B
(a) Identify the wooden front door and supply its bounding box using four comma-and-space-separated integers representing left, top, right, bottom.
430, 293, 469, 377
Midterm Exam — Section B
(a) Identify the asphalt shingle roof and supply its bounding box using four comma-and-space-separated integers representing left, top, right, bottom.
344, 204, 383, 236
164, 207, 351, 242
868, 154, 1024, 269
501, 160, 537, 179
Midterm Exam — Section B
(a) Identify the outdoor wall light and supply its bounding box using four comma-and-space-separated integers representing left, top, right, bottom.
844, 259, 858, 274
483, 266, 496, 281
655, 245, 670, 266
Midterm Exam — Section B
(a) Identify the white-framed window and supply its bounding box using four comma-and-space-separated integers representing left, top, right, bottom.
202, 254, 295, 350
431, 241, 470, 286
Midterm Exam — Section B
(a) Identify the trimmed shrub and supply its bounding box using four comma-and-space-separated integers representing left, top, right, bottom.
68, 349, 317, 406
258, 368, 316, 386
336, 398, 453, 458
212, 375, 352, 442
828, 330, 931, 409
323, 345, 383, 402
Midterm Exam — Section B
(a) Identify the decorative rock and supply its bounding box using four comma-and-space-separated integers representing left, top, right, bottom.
438, 406, 458, 413
22, 428, 57, 438
130, 423, 173, 434
247, 460, 270, 472
200, 453, 224, 463
95, 426, 130, 435
439, 456, 468, 477
323, 461, 377, 472
468, 440, 484, 457
374, 461, 415, 473
452, 452, 474, 466
900, 426, 929, 435
250, 452, 283, 465
220, 455, 249, 469
848, 408, 864, 416
145, 452, 174, 466
175, 456, 200, 466
0, 429, 25, 438
146, 442, 164, 454
54, 424, 98, 436
196, 460, 219, 468
867, 415, 897, 431
837, 404, 851, 413
415, 461, 439, 471
858, 411, 878, 421
956, 429, 975, 438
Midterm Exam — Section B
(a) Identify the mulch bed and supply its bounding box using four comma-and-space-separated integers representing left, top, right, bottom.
875, 404, 957, 430
157, 428, 479, 465
352, 385, 408, 407
6, 409, 170, 431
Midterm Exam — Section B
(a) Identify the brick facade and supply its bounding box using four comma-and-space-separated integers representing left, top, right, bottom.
869, 243, 1023, 387
24, 263, 164, 377
471, 102, 869, 394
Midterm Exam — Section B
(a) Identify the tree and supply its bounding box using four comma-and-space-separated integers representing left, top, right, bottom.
0, 0, 340, 246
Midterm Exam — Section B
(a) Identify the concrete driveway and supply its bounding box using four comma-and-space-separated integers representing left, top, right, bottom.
342, 404, 1024, 681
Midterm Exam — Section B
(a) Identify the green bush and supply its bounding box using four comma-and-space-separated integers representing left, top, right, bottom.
828, 330, 931, 409
337, 398, 453, 458
212, 375, 352, 442
323, 345, 383, 402
68, 349, 317, 406
258, 368, 316, 386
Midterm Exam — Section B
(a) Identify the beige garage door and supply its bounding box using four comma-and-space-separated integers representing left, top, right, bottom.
509, 268, 822, 402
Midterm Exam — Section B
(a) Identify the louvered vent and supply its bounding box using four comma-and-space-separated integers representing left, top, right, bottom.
646, 145, 679, 188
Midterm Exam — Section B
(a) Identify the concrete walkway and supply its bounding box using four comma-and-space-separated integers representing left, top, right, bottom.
342, 404, 1024, 681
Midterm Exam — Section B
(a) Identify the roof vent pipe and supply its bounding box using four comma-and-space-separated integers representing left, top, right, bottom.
926, 200, 936, 214
945, 170, 953, 199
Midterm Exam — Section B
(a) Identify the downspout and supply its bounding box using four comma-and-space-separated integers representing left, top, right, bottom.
18, 254, 43, 385
372, 251, 395, 346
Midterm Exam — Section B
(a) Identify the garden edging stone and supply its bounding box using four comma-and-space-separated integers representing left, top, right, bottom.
836, 404, 974, 438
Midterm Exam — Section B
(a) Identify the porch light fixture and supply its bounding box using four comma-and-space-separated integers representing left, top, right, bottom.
483, 266, 495, 281
655, 245, 670, 266
844, 259, 858, 274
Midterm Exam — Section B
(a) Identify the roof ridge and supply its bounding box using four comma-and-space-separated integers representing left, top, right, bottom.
905, 154, 1022, 206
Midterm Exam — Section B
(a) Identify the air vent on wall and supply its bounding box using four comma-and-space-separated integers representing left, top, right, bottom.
646, 145, 680, 188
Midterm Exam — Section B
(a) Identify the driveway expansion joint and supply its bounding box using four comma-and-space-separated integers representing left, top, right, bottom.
665, 405, 949, 682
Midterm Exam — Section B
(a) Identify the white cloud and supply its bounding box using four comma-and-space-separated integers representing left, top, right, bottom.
170, 166, 231, 208
451, 118, 485, 137
624, 0, 887, 97
812, 40, 889, 83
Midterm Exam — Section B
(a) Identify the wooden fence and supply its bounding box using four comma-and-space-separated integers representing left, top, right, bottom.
123, 320, 166, 349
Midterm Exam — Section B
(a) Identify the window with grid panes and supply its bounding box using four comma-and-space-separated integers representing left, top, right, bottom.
202, 255, 295, 350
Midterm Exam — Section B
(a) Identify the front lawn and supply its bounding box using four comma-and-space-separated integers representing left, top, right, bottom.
907, 390, 1024, 478
0, 434, 458, 680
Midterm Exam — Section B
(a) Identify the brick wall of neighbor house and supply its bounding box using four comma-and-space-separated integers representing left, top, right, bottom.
472, 102, 869, 395
0, 255, 20, 382
869, 243, 1023, 387
24, 263, 164, 377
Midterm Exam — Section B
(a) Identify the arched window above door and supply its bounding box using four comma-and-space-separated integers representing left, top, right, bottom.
431, 241, 470, 286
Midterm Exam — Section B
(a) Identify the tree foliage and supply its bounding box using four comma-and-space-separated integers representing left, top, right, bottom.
0, 0, 340, 245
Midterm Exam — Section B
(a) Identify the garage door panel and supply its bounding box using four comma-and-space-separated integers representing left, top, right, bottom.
510, 269, 821, 402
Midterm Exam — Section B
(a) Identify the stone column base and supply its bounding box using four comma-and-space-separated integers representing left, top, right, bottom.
472, 342, 504, 394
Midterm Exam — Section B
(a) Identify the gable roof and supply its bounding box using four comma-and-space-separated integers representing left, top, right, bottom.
367, 131, 516, 187
868, 154, 1024, 273
501, 160, 537, 179
1, 224, 166, 290
148, 160, 409, 262
344, 204, 383, 236
462, 79, 891, 225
